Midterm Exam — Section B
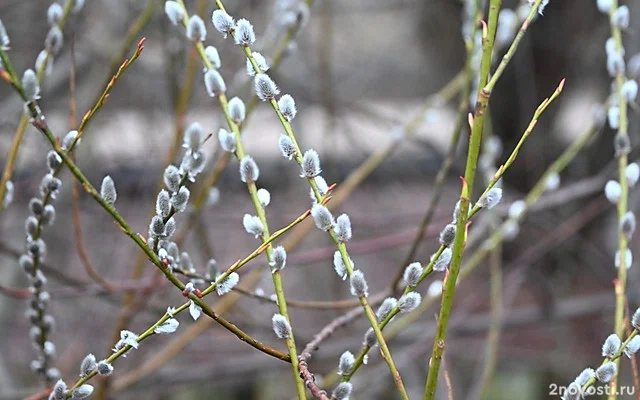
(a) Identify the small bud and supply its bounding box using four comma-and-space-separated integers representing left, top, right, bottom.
164, 165, 181, 192
228, 97, 246, 123
614, 248, 633, 269
428, 280, 443, 297
40, 174, 61, 197
46, 150, 62, 172
243, 214, 265, 238
300, 149, 321, 178
186, 15, 206, 41
622, 79, 638, 103
478, 187, 503, 209
278, 94, 297, 121
633, 308, 640, 330
272, 313, 291, 339
207, 187, 220, 207
149, 216, 165, 237
240, 155, 260, 183
439, 223, 456, 247
206, 259, 217, 280
204, 69, 226, 97
627, 163, 640, 187
80, 354, 96, 377
156, 190, 171, 218
71, 384, 94, 399
333, 251, 349, 280
338, 351, 355, 376
376, 297, 398, 321
332, 382, 352, 400
257, 188, 271, 207
254, 73, 280, 101
234, 18, 255, 46
171, 186, 190, 212
269, 246, 287, 272
621, 211, 636, 240
350, 270, 369, 297
403, 262, 423, 287
614, 131, 631, 157
30, 198, 44, 216
25, 216, 38, 237
334, 214, 352, 242
61, 130, 79, 150
28, 238, 46, 258
22, 69, 40, 100
41, 204, 55, 225
246, 52, 269, 76
545, 173, 560, 191
605, 180, 622, 204
100, 176, 117, 205
311, 204, 334, 230
613, 6, 630, 29
96, 360, 114, 376
45, 26, 63, 56
164, 1, 183, 25
597, 0, 612, 13
602, 333, 621, 358
211, 10, 235, 37
398, 292, 422, 313
20, 254, 34, 274
2, 180, 13, 207
47, 3, 63, 27
216, 272, 239, 295
278, 134, 297, 160
624, 336, 640, 358
595, 362, 617, 383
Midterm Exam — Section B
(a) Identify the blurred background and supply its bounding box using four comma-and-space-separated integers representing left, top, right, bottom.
1, 0, 640, 398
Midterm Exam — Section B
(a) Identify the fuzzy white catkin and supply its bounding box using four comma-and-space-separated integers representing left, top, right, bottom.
597, 0, 613, 13
301, 149, 321, 178
625, 336, 640, 358
257, 188, 271, 207
0, 18, 9, 49
596, 362, 617, 383
350, 270, 368, 297
22, 69, 40, 100
398, 292, 421, 313
633, 308, 640, 330
563, 383, 581, 400
627, 163, 640, 187
622, 80, 638, 103
45, 26, 63, 56
46, 150, 62, 171
254, 73, 280, 101
240, 155, 260, 183
338, 351, 355, 376
403, 262, 423, 287
228, 97, 246, 123
607, 53, 625, 78
71, 384, 94, 399
278, 135, 296, 160
186, 15, 207, 41
80, 354, 96, 377
508, 200, 526, 219
72, 0, 85, 13
428, 280, 443, 297
234, 18, 256, 45
97, 360, 114, 376
204, 69, 226, 96
333, 251, 348, 280
61, 130, 79, 150
602, 333, 621, 358
243, 214, 264, 238
149, 216, 165, 237
216, 272, 239, 295
204, 46, 221, 69
218, 129, 236, 153
311, 204, 334, 230
613, 6, 630, 29
164, 1, 183, 25
478, 187, 503, 209
545, 173, 560, 191
246, 52, 269, 76
171, 186, 190, 212
212, 10, 235, 37
332, 382, 352, 400
164, 165, 181, 192
605, 180, 622, 204
271, 313, 291, 339
614, 248, 633, 269
100, 176, 117, 205
439, 223, 456, 247
156, 190, 171, 218
432, 248, 452, 272
376, 297, 398, 321
47, 3, 63, 27
334, 214, 352, 242
269, 246, 286, 271
278, 94, 297, 121
52, 380, 67, 400
574, 368, 595, 386
621, 211, 636, 240
614, 131, 631, 157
